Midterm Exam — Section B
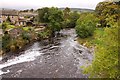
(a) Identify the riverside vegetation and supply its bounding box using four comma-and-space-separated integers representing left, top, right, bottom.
75, 1, 119, 78
1, 0, 119, 78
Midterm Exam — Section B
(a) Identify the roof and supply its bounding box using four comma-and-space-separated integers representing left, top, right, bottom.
19, 12, 37, 17
0, 8, 18, 16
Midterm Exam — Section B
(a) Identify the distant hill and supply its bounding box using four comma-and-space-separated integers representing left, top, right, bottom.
59, 8, 94, 12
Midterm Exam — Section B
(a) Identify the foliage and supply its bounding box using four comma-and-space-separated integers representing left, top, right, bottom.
68, 11, 80, 28
95, 1, 119, 27
75, 13, 98, 38
46, 7, 63, 36
2, 22, 15, 33
6, 16, 11, 23
83, 1, 119, 78
37, 7, 63, 37
0, 24, 1, 28
22, 27, 31, 31
21, 32, 31, 41
62, 7, 80, 28
6, 25, 15, 29
2, 34, 11, 52
37, 7, 49, 23
15, 37, 25, 49
63, 7, 70, 20
2, 22, 10, 30
83, 21, 118, 78
63, 11, 80, 28
38, 29, 50, 39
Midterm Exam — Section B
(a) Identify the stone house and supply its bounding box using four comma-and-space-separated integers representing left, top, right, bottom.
17, 12, 37, 26
0, 9, 38, 26
19, 12, 37, 18
16, 18, 27, 26
0, 9, 19, 24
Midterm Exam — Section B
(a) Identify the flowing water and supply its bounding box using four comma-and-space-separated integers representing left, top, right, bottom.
0, 28, 93, 78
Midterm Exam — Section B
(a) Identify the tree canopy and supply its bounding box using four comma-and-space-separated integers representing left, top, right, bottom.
37, 7, 63, 37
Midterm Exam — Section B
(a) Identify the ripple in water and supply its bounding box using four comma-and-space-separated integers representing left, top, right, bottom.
0, 44, 43, 75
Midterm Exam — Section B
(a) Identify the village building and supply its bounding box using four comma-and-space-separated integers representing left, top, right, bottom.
19, 11, 37, 18
0, 9, 37, 26
0, 8, 19, 24
17, 11, 37, 26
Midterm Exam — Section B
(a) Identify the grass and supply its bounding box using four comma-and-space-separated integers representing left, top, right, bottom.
77, 28, 105, 48
6, 25, 15, 29
23, 27, 30, 31
0, 24, 2, 28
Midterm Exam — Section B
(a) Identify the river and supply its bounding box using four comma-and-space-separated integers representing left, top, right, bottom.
0, 28, 93, 78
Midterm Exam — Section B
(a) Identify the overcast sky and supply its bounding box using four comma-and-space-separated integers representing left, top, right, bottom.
0, 0, 104, 10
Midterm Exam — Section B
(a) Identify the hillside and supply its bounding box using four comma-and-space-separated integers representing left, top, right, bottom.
59, 8, 94, 12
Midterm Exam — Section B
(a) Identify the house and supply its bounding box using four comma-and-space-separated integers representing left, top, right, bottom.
0, 8, 38, 26
16, 18, 27, 26
19, 12, 37, 18
16, 18, 33, 26
0, 8, 19, 24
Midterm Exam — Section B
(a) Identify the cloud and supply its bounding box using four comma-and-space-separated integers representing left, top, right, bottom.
0, 0, 104, 10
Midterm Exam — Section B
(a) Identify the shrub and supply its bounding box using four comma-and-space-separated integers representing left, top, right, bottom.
38, 29, 50, 39
2, 34, 11, 52
83, 22, 118, 78
21, 32, 31, 41
75, 13, 98, 38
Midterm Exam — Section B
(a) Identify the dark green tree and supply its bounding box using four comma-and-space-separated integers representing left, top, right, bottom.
37, 7, 49, 23
63, 7, 70, 20
68, 11, 80, 28
47, 7, 63, 37
75, 13, 98, 38
37, 7, 63, 37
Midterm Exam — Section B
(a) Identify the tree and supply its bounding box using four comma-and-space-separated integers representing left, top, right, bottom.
37, 7, 63, 37
37, 7, 49, 23
75, 13, 98, 38
95, 1, 119, 27
83, 20, 119, 78
30, 9, 34, 12
83, 1, 119, 78
47, 7, 63, 37
63, 7, 70, 20
62, 8, 80, 28
68, 11, 80, 28
2, 33, 11, 52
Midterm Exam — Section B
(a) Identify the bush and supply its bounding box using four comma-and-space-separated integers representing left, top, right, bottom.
83, 22, 118, 78
75, 13, 98, 38
21, 32, 31, 41
2, 34, 11, 52
62, 11, 80, 28
38, 29, 50, 39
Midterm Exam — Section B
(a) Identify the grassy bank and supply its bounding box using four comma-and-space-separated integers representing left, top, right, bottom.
77, 28, 104, 49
